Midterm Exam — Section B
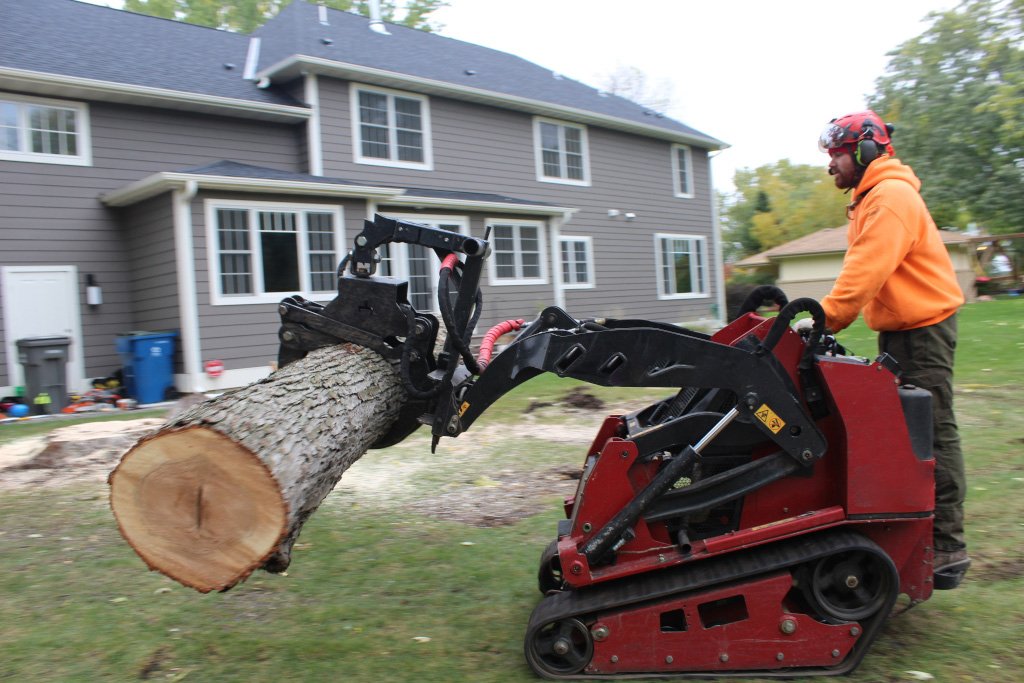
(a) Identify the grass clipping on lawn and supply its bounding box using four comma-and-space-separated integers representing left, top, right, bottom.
108, 344, 406, 593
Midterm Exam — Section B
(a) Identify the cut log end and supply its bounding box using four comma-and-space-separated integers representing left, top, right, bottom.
109, 426, 288, 593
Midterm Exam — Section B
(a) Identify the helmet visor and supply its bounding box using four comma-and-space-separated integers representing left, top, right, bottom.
818, 122, 851, 153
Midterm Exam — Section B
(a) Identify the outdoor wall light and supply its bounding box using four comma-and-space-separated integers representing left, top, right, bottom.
86, 274, 103, 307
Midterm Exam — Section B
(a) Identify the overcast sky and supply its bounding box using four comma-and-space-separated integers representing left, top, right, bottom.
79, 0, 958, 191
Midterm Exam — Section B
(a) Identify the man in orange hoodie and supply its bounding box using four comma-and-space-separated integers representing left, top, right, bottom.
814, 110, 969, 587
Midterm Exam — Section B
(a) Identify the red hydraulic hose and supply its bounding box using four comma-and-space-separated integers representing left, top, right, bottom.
477, 318, 525, 370
440, 253, 459, 271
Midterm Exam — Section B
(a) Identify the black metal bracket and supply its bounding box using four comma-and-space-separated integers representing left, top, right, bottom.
440, 307, 826, 464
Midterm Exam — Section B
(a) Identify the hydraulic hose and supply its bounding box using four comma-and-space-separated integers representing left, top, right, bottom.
477, 319, 525, 370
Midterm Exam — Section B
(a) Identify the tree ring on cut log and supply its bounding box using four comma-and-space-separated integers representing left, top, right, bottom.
109, 426, 287, 593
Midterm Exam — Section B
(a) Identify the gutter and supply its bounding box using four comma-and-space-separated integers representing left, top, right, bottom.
101, 172, 404, 207
384, 195, 577, 217
0, 67, 311, 123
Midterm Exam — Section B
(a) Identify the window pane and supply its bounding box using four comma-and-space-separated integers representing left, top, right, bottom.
540, 122, 562, 177
217, 209, 249, 250
378, 244, 392, 276
217, 206, 252, 294
396, 129, 424, 162
260, 232, 300, 293
495, 253, 516, 279
306, 212, 336, 292
0, 102, 17, 151
675, 252, 694, 294
521, 252, 540, 278
359, 91, 390, 159
26, 104, 78, 156
566, 153, 584, 180
677, 147, 690, 194
660, 238, 674, 295
394, 97, 422, 130
407, 244, 432, 310
361, 124, 389, 158
542, 150, 561, 177
259, 211, 297, 232
564, 127, 581, 154
359, 92, 388, 125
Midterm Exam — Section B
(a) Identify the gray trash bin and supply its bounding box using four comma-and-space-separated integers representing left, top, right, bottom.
16, 337, 71, 415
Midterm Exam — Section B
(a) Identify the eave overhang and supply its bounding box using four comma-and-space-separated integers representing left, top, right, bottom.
101, 170, 576, 218
101, 171, 400, 207
257, 55, 728, 151
0, 67, 311, 123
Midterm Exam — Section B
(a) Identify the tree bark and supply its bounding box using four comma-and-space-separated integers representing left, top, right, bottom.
109, 343, 407, 593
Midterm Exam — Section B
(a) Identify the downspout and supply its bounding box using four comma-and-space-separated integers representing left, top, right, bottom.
173, 180, 203, 392
304, 73, 324, 176
709, 167, 727, 328
550, 212, 566, 310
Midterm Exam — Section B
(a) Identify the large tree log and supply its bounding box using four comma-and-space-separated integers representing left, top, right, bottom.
109, 343, 407, 593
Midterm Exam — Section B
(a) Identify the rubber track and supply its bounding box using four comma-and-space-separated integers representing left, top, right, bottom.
524, 530, 898, 679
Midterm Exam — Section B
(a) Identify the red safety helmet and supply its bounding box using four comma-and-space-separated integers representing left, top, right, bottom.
818, 110, 894, 166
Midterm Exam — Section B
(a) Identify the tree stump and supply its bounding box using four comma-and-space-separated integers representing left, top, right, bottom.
109, 343, 407, 592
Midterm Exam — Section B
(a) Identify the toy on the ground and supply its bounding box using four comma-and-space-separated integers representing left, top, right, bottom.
7, 403, 30, 418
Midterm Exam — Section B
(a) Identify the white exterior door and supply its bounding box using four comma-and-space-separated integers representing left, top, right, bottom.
2, 265, 85, 393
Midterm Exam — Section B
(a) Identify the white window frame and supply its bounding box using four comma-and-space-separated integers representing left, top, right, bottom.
350, 84, 433, 170
559, 236, 595, 290
487, 219, 549, 286
0, 93, 92, 166
374, 214, 470, 313
654, 232, 709, 300
204, 200, 344, 306
671, 144, 694, 198
533, 117, 591, 186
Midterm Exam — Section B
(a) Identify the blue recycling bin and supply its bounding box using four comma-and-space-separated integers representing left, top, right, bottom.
116, 331, 178, 404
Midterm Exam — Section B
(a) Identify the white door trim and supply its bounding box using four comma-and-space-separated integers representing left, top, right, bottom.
1, 265, 86, 394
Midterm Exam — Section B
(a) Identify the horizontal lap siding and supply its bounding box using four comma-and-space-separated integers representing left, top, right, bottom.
319, 78, 719, 328
192, 192, 364, 370
0, 93, 304, 383
121, 196, 181, 372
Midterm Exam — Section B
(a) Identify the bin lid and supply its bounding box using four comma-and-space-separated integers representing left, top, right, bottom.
16, 336, 71, 348
117, 331, 179, 339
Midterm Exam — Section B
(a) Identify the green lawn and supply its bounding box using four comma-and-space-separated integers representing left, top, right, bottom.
1, 297, 1021, 682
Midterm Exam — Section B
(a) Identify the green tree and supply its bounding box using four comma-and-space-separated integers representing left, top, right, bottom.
123, 0, 448, 33
869, 0, 1023, 233
720, 161, 847, 260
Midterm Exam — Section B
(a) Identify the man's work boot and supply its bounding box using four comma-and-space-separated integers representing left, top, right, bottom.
933, 547, 970, 590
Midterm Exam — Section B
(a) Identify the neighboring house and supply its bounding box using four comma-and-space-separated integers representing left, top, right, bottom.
734, 225, 976, 303
0, 0, 727, 398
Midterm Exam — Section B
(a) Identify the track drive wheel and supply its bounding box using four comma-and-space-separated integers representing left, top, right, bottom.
538, 540, 563, 594
525, 618, 593, 677
806, 549, 893, 622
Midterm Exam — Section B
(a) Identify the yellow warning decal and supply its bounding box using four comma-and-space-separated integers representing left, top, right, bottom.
755, 403, 785, 434
459, 401, 471, 417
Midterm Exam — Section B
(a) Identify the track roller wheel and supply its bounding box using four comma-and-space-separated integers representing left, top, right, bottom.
525, 618, 593, 677
806, 549, 893, 622
537, 540, 563, 594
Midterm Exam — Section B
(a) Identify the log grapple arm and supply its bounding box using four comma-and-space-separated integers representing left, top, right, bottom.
277, 214, 827, 462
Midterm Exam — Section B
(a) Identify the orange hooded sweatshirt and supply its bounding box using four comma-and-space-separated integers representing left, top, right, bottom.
820, 155, 964, 333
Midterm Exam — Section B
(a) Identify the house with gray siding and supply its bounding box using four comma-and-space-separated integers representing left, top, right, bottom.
0, 0, 727, 400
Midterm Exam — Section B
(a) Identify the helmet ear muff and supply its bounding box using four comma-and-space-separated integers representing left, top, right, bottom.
855, 118, 880, 166
856, 138, 879, 166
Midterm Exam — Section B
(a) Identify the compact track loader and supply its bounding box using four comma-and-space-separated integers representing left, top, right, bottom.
278, 215, 947, 679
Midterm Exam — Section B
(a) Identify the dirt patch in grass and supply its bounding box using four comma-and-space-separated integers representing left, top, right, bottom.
0, 418, 164, 490
0, 389, 609, 526
406, 463, 582, 527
